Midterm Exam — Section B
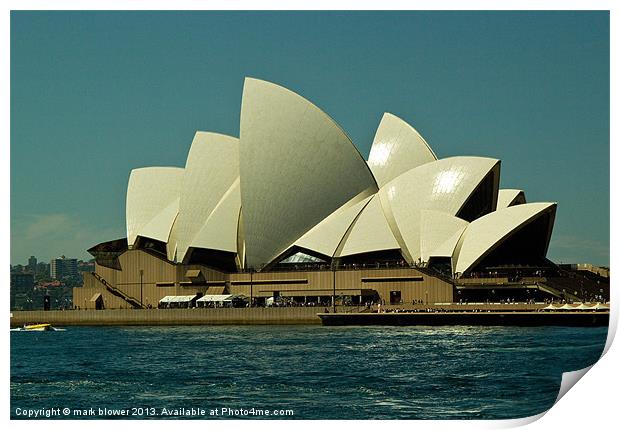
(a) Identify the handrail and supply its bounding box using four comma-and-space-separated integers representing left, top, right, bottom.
90, 272, 145, 309
93, 273, 144, 308
537, 281, 581, 302
415, 266, 454, 284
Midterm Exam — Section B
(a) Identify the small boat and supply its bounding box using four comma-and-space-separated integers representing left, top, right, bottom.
11, 323, 66, 332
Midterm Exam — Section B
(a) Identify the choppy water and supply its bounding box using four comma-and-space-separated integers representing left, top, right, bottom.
11, 325, 607, 419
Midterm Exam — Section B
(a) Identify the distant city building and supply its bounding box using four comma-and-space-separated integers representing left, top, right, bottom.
37, 261, 50, 275
10, 272, 34, 293
27, 256, 37, 273
50, 256, 78, 279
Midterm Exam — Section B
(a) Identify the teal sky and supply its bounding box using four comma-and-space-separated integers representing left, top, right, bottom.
10, 11, 609, 266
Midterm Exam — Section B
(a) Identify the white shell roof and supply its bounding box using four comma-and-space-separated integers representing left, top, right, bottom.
453, 202, 556, 275
138, 197, 180, 244
338, 195, 400, 257
496, 189, 526, 209
378, 156, 500, 263
190, 178, 241, 254
167, 132, 239, 262
419, 210, 468, 262
367, 113, 437, 187
239, 77, 378, 269
294, 193, 373, 257
126, 167, 184, 247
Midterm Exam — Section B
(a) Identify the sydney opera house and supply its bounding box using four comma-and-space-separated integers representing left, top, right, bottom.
75, 78, 568, 310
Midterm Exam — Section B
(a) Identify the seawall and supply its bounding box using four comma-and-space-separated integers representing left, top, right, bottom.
10, 308, 327, 326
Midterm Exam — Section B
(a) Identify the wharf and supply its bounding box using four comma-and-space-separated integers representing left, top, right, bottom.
317, 311, 609, 326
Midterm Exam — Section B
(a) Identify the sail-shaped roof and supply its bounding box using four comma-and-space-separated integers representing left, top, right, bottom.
367, 113, 437, 187
419, 210, 468, 262
239, 77, 378, 269
126, 167, 183, 247
189, 178, 241, 254
454, 202, 556, 275
338, 195, 400, 257
167, 132, 239, 262
294, 193, 374, 257
378, 156, 500, 263
496, 189, 526, 209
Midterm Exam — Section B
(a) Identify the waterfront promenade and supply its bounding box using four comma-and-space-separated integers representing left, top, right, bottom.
10, 303, 570, 326
11, 307, 325, 326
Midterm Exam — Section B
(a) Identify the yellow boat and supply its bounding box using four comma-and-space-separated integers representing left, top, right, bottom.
10, 323, 65, 332
23, 323, 53, 331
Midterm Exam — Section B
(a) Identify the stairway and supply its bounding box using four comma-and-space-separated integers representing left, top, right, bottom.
538, 278, 588, 302
415, 265, 455, 284
89, 272, 145, 309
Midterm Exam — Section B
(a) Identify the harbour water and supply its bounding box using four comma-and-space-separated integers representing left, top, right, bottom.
11, 325, 607, 420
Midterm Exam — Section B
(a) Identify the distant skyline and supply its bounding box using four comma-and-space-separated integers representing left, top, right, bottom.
10, 11, 609, 266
